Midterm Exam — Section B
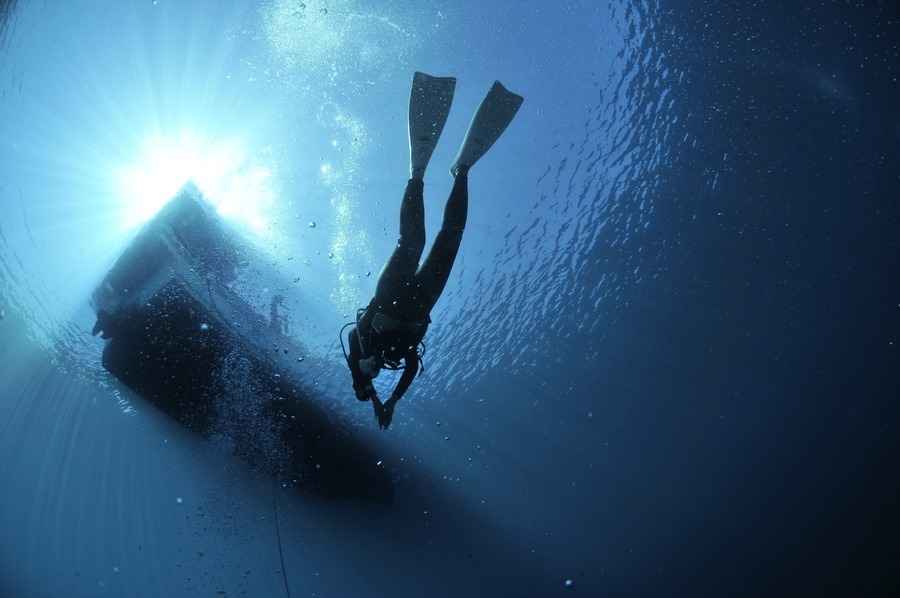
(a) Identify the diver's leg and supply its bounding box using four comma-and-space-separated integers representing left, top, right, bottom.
415, 172, 468, 312
374, 179, 426, 302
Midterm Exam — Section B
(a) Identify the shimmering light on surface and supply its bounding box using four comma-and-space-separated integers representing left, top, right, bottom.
117, 133, 276, 234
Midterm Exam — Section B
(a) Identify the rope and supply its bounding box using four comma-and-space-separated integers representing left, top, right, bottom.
272, 480, 292, 598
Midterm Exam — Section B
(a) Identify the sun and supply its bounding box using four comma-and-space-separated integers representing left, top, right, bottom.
117, 132, 275, 234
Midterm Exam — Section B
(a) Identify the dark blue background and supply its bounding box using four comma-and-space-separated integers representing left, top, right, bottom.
1, 1, 898, 596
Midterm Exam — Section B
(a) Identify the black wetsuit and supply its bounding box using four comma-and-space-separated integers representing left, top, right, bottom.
348, 173, 468, 401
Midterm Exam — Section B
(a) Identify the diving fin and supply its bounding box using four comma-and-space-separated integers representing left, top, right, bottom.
409, 72, 456, 179
451, 81, 524, 176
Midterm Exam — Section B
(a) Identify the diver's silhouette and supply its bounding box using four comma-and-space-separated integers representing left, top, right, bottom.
343, 72, 523, 429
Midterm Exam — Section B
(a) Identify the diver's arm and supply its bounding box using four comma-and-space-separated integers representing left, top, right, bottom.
388, 350, 419, 405
357, 304, 375, 334
347, 327, 374, 398
378, 351, 417, 429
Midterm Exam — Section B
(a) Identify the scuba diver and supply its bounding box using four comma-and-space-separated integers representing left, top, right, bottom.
342, 72, 523, 429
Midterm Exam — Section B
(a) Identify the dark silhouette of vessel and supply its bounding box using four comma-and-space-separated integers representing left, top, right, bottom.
91, 183, 391, 502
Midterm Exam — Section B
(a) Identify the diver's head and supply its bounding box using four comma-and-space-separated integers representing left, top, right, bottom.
359, 355, 383, 378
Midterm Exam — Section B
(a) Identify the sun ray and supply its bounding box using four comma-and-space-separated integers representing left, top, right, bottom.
115, 132, 277, 236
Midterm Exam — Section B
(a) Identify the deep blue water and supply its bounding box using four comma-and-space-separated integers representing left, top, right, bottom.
1, 1, 898, 597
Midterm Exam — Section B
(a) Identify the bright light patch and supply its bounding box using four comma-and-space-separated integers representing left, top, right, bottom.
117, 133, 275, 234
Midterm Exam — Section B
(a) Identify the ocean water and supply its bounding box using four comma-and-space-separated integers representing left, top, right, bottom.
1, 1, 898, 596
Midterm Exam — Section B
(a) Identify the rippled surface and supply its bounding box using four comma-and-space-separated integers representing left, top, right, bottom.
430, 2, 681, 389
2, 1, 899, 597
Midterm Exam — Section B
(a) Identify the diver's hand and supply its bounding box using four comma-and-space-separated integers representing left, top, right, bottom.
377, 398, 396, 430
354, 382, 377, 402
354, 385, 366, 400
371, 395, 385, 425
